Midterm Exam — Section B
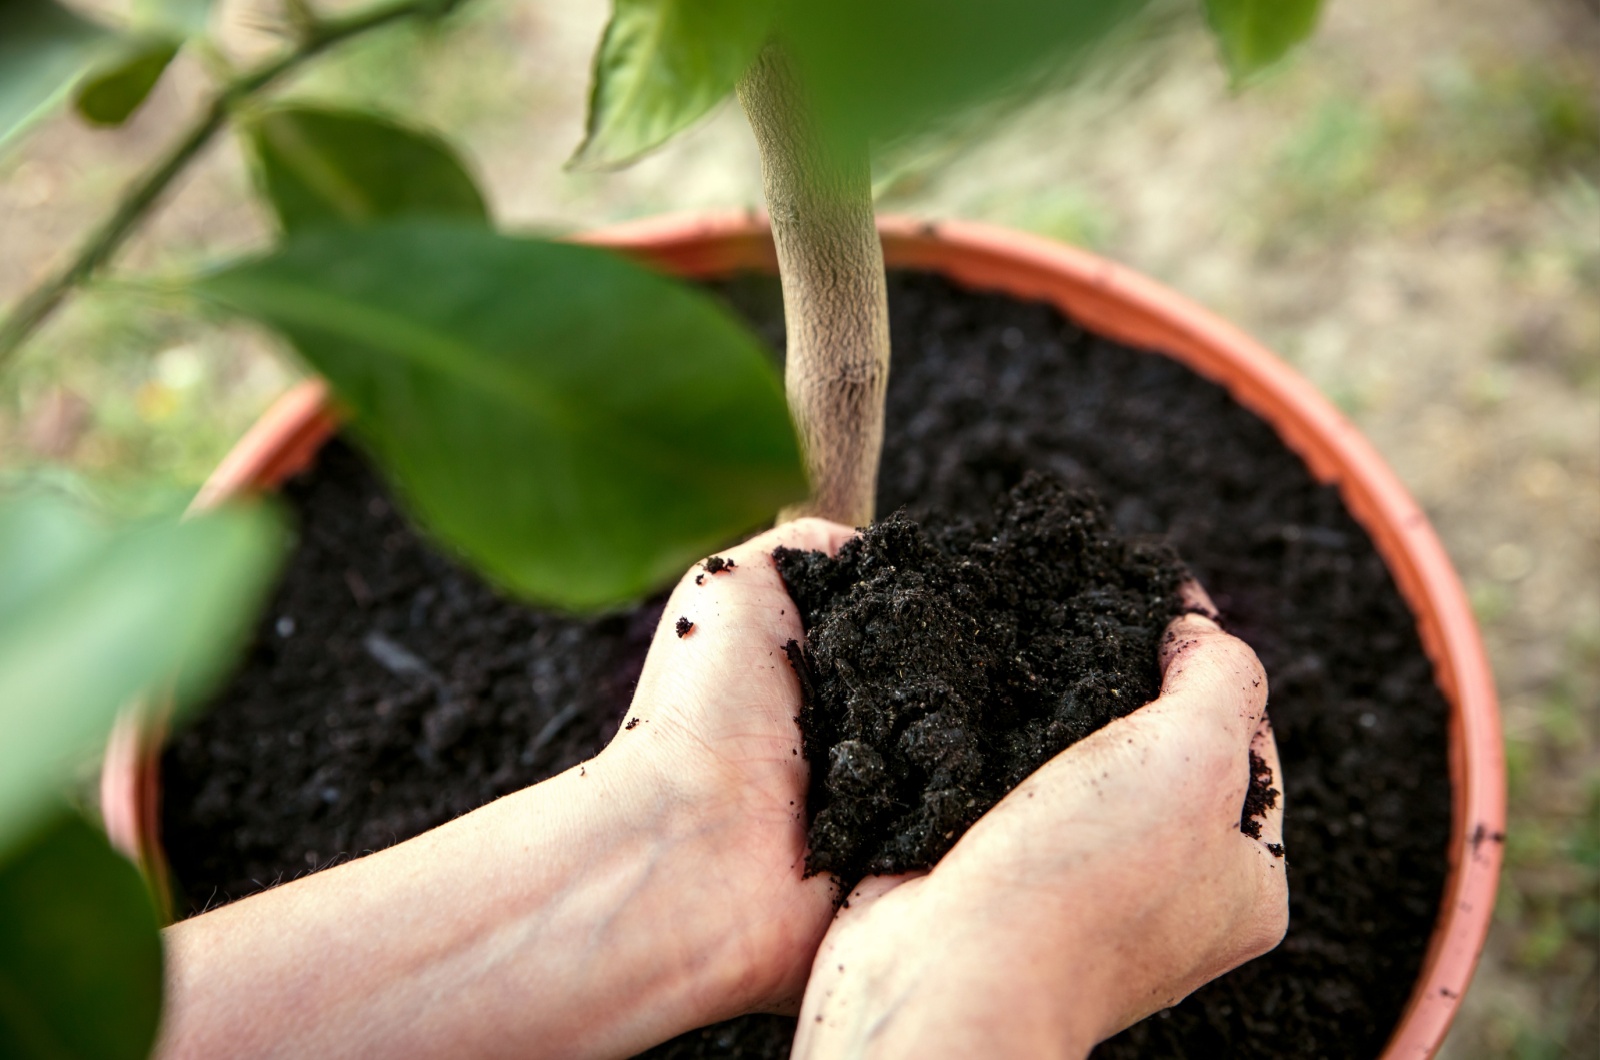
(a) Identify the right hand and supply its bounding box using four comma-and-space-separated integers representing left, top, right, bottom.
791, 593, 1288, 1059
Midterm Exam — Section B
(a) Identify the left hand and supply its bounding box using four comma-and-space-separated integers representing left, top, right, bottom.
598, 517, 858, 1019
156, 519, 856, 1060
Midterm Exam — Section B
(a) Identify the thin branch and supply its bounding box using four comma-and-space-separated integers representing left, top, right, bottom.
0, 0, 462, 365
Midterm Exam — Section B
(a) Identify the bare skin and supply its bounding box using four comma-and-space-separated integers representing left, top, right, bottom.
157, 521, 1285, 1060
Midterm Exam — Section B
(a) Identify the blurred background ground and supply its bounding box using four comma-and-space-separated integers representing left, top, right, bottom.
1, 0, 1595, 1054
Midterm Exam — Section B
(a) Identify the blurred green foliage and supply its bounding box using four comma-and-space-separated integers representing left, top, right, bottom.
0, 811, 165, 1060
0, 493, 284, 851
0, 0, 117, 151
1203, 0, 1323, 84
0, 491, 281, 1057
571, 0, 775, 168
247, 105, 490, 230
74, 38, 182, 128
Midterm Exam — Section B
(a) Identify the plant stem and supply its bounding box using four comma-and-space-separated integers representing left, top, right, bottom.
0, 0, 455, 366
738, 45, 890, 528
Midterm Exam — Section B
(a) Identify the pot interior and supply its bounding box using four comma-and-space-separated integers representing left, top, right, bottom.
150, 258, 1468, 1060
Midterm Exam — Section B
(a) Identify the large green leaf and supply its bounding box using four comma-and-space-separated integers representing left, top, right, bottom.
74, 36, 180, 127
194, 222, 806, 610
247, 105, 489, 232
0, 0, 118, 153
0, 812, 163, 1060
571, 0, 776, 169
0, 497, 284, 851
778, 0, 1150, 148
1203, 0, 1323, 84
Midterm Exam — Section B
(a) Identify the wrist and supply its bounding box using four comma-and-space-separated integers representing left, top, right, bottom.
795, 882, 1100, 1060
495, 752, 773, 1048
595, 721, 837, 1017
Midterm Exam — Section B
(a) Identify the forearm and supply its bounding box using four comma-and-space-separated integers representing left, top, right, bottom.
156, 753, 752, 1060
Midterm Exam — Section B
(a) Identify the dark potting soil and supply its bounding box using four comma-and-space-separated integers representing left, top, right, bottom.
773, 475, 1186, 887
159, 438, 664, 903
161, 271, 1451, 1059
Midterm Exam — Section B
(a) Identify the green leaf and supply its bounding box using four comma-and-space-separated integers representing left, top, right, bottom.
0, 498, 284, 851
194, 221, 806, 610
74, 37, 180, 127
0, 811, 163, 1060
0, 0, 119, 153
572, 0, 776, 169
779, 0, 1151, 148
1203, 0, 1323, 84
247, 105, 489, 232
133, 0, 213, 36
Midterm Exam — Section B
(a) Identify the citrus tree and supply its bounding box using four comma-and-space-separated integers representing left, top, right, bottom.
0, 0, 1320, 1054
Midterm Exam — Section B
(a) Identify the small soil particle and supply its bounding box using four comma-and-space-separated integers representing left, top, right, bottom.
775, 473, 1183, 886
675, 617, 694, 638
1240, 748, 1280, 840
624, 718, 641, 731
695, 574, 705, 586
703, 556, 736, 575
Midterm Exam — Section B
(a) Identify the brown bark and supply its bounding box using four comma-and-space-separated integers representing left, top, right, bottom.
738, 46, 890, 528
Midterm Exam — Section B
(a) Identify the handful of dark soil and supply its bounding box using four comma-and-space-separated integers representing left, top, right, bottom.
774, 472, 1186, 888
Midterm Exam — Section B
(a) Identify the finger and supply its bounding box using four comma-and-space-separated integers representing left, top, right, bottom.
1160, 580, 1222, 673
736, 516, 858, 564
1178, 577, 1220, 622
1151, 615, 1269, 751
836, 871, 925, 915
655, 517, 856, 638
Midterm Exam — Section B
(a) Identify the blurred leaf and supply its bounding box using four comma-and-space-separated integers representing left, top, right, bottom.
194, 221, 805, 609
779, 0, 1149, 148
74, 37, 180, 127
247, 105, 489, 231
0, 498, 284, 851
1203, 0, 1322, 84
0, 811, 162, 1060
0, 0, 119, 153
572, 0, 775, 169
134, 0, 213, 36
67, 0, 214, 129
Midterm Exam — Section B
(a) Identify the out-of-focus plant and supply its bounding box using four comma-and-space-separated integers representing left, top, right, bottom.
0, 0, 1322, 1053
0, 490, 281, 1057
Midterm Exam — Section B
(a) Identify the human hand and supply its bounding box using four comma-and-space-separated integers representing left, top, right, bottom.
596, 517, 858, 1021
156, 519, 858, 1060
789, 590, 1287, 1059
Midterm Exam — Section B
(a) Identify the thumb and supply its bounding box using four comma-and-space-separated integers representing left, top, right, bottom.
1153, 586, 1269, 752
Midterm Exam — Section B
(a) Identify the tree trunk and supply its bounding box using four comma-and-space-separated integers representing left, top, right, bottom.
738, 45, 890, 529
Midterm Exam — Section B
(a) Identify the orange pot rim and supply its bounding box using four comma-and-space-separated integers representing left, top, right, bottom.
101, 212, 1502, 1059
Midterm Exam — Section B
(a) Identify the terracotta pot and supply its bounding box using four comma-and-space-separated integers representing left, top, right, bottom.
101, 212, 1502, 1058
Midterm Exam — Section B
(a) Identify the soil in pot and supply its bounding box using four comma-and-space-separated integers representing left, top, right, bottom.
160, 272, 1451, 1059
